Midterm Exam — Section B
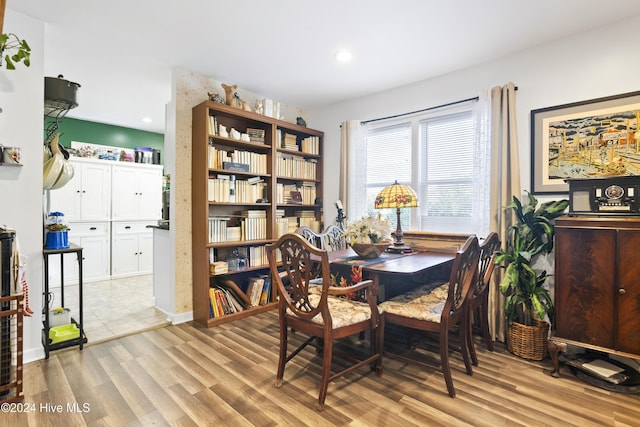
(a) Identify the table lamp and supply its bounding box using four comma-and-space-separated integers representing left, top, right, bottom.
374, 180, 419, 253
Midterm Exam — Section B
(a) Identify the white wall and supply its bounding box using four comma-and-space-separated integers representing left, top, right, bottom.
0, 10, 45, 361
309, 15, 640, 222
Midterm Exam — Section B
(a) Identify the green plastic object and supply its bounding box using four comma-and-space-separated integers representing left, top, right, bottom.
49, 323, 80, 344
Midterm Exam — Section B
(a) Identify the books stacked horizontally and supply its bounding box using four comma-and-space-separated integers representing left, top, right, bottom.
247, 128, 266, 144
241, 209, 267, 240
280, 132, 299, 151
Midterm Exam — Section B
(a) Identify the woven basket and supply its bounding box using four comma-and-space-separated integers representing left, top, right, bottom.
350, 242, 389, 259
507, 319, 550, 361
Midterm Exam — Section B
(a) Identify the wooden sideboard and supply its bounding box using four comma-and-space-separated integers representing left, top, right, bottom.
549, 216, 640, 376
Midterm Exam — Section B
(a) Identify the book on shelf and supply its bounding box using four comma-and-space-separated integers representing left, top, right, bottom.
223, 161, 250, 173
247, 128, 266, 144
208, 115, 219, 136
259, 276, 271, 305
246, 277, 265, 306
215, 277, 251, 308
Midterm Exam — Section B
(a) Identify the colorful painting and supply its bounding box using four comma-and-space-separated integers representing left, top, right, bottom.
531, 91, 640, 194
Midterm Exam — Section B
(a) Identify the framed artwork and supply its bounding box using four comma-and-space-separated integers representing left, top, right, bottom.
531, 91, 640, 194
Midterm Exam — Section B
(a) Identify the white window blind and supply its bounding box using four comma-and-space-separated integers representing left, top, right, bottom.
364, 101, 487, 235
364, 124, 412, 227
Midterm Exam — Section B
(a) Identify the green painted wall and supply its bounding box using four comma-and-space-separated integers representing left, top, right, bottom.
44, 117, 164, 164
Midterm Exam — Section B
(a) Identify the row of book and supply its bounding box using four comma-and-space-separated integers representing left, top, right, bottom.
241, 210, 268, 241
209, 245, 280, 267
208, 145, 268, 174
276, 154, 317, 180
209, 275, 272, 319
276, 182, 317, 205
207, 175, 267, 203
275, 130, 320, 155
300, 136, 320, 155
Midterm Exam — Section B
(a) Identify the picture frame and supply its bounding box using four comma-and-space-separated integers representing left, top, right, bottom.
530, 91, 640, 194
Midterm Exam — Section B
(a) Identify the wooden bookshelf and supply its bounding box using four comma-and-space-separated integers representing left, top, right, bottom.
192, 101, 324, 327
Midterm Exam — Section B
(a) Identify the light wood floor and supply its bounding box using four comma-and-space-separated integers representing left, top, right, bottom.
5, 311, 639, 426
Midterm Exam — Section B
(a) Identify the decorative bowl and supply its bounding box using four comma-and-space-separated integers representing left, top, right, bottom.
350, 242, 390, 259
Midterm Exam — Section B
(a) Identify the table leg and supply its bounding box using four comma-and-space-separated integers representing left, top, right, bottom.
548, 339, 566, 378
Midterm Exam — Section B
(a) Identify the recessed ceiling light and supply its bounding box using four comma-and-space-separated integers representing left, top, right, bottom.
334, 50, 353, 62
142, 117, 152, 123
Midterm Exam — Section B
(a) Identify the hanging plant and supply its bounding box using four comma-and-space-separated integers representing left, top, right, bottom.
0, 32, 31, 69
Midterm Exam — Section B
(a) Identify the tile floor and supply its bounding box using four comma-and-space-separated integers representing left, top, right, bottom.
47, 274, 170, 344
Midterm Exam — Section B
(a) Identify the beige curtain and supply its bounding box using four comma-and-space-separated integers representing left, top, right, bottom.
339, 120, 366, 220
488, 82, 521, 342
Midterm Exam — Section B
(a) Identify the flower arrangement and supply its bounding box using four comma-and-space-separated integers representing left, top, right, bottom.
343, 214, 393, 245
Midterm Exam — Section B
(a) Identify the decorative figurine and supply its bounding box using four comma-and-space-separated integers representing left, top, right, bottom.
208, 92, 224, 104
221, 83, 237, 106
296, 116, 307, 127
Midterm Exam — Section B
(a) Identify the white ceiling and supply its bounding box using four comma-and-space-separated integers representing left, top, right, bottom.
9, 0, 640, 134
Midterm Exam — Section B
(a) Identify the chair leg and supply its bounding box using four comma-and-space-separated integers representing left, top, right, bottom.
460, 315, 474, 376
480, 301, 494, 352
468, 308, 478, 366
375, 316, 385, 375
440, 329, 455, 398
316, 337, 333, 411
275, 320, 288, 388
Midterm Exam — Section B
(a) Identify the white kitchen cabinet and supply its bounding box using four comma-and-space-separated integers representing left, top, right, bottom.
111, 221, 154, 277
47, 222, 111, 286
111, 163, 163, 220
48, 158, 111, 222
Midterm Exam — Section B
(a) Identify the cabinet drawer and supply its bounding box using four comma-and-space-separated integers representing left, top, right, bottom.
113, 222, 153, 235
68, 222, 109, 237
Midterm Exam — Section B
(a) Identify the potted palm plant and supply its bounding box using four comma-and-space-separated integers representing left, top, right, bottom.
495, 191, 568, 360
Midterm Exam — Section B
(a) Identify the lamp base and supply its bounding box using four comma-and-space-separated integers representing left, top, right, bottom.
386, 245, 413, 254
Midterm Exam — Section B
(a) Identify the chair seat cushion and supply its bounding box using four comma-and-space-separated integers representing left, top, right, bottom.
289, 293, 372, 328
378, 281, 449, 322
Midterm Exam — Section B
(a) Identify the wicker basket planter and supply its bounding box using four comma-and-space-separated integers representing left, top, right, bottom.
507, 319, 550, 361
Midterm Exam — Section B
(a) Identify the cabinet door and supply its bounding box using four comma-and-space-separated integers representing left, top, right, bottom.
80, 162, 111, 221
555, 227, 616, 349
111, 233, 139, 276
617, 229, 640, 355
48, 165, 82, 221
137, 168, 162, 220
80, 235, 111, 282
111, 166, 139, 220
137, 232, 154, 274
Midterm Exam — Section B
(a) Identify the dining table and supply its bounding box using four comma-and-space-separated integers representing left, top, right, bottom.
327, 248, 455, 302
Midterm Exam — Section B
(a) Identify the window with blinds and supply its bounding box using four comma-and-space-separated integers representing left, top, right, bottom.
364, 124, 412, 228
365, 104, 483, 234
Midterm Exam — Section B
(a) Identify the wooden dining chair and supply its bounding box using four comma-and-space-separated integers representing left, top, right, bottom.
467, 232, 500, 366
378, 236, 480, 398
266, 233, 382, 410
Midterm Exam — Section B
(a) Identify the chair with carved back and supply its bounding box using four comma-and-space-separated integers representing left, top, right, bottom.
467, 232, 500, 366
321, 224, 347, 251
378, 236, 480, 398
266, 233, 382, 410
295, 226, 324, 279
295, 226, 323, 248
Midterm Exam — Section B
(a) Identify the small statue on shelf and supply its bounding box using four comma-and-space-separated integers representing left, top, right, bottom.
221, 83, 237, 106
208, 92, 224, 104
296, 116, 307, 127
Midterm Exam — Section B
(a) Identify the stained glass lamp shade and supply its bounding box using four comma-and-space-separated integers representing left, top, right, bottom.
374, 180, 419, 252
